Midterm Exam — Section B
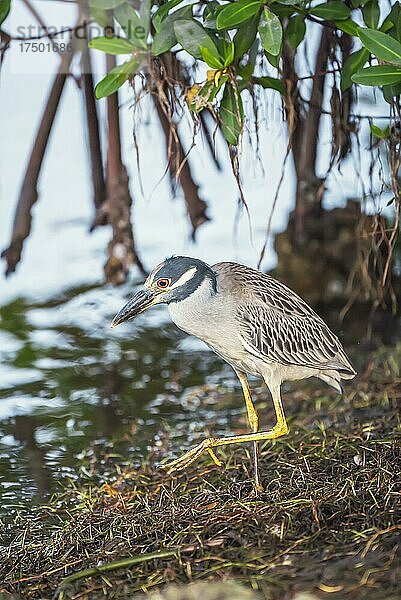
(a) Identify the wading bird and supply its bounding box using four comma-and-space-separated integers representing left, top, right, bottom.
112, 256, 356, 491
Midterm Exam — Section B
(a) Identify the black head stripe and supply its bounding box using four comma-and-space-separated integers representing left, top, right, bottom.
150, 256, 217, 301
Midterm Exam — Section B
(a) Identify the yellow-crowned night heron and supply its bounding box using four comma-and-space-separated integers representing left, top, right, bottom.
112, 256, 356, 491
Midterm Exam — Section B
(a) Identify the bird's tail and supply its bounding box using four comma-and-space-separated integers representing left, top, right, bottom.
318, 363, 356, 393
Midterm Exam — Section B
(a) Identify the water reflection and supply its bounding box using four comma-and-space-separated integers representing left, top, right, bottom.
13, 415, 52, 503
0, 284, 234, 524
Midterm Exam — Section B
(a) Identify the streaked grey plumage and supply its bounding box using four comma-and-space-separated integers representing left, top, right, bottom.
213, 262, 355, 391
167, 261, 355, 393
112, 256, 356, 490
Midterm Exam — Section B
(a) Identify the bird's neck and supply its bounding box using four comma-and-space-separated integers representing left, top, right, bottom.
167, 278, 217, 338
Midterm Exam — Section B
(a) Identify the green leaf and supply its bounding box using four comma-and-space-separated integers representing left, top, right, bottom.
273, 0, 301, 4
151, 6, 193, 55
381, 2, 401, 38
341, 47, 369, 91
334, 19, 359, 37
265, 49, 280, 68
259, 7, 282, 56
351, 0, 370, 7
202, 1, 220, 28
381, 19, 395, 34
370, 124, 389, 139
203, 2, 225, 29
140, 0, 152, 37
152, 23, 176, 55
309, 2, 351, 21
174, 19, 219, 60
114, 4, 147, 49
390, 81, 401, 95
351, 64, 401, 85
96, 73, 128, 99
200, 46, 224, 68
0, 0, 11, 25
238, 38, 259, 78
153, 0, 185, 31
89, 35, 135, 54
220, 82, 244, 145
94, 56, 142, 98
382, 81, 401, 102
268, 2, 294, 18
223, 41, 235, 67
233, 15, 259, 60
216, 0, 262, 30
90, 7, 113, 28
358, 27, 401, 65
362, 0, 380, 29
286, 15, 306, 49
89, 0, 125, 8
253, 75, 286, 95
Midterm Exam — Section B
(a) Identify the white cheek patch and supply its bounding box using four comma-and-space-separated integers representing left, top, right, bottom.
169, 267, 197, 290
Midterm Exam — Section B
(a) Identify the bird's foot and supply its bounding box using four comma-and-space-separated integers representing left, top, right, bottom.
162, 437, 220, 473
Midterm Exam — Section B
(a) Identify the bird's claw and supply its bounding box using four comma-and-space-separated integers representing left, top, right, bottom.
162, 437, 219, 473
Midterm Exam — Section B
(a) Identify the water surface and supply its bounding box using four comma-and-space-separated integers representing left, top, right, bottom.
0, 283, 248, 529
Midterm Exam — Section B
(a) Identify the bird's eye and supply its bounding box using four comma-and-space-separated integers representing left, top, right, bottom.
157, 278, 170, 289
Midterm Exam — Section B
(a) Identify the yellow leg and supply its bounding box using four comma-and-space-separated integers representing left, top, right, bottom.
237, 372, 262, 493
163, 384, 289, 476
207, 447, 222, 467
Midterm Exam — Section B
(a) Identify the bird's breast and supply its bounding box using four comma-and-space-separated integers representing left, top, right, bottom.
168, 297, 227, 342
167, 285, 259, 374
167, 283, 236, 346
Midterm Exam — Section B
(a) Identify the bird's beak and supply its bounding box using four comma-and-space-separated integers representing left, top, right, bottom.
111, 289, 158, 327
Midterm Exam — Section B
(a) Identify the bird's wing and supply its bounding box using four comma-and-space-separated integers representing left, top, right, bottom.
214, 261, 321, 318
237, 304, 352, 372
213, 262, 354, 373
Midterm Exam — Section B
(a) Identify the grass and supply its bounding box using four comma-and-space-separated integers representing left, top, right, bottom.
1, 346, 400, 600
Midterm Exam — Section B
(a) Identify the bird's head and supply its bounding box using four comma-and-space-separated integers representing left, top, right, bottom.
111, 256, 217, 327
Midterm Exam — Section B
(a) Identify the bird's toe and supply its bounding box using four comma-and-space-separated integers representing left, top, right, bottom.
161, 438, 216, 473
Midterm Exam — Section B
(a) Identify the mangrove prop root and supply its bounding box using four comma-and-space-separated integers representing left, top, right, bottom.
154, 97, 209, 240
81, 17, 106, 214
101, 53, 145, 284
1, 49, 74, 276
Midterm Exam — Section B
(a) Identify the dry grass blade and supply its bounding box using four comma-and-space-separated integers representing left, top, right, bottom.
55, 550, 179, 600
